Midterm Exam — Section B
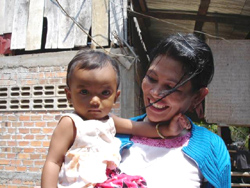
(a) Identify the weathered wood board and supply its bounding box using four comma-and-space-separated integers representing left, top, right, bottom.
25, 0, 44, 50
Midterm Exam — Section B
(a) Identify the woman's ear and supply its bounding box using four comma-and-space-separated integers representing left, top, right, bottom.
189, 87, 208, 111
194, 87, 209, 107
188, 87, 209, 119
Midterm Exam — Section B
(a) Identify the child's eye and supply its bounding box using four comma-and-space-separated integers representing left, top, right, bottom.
146, 75, 157, 83
80, 89, 88, 95
102, 90, 111, 96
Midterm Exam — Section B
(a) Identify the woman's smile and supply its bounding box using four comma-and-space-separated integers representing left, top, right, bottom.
149, 99, 168, 110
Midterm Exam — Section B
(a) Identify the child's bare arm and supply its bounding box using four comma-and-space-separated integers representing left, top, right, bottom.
41, 117, 76, 188
112, 113, 191, 138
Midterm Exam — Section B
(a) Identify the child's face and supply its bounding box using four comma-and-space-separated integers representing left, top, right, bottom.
142, 55, 200, 123
65, 64, 120, 120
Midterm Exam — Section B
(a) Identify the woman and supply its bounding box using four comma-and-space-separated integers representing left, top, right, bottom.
116, 34, 231, 188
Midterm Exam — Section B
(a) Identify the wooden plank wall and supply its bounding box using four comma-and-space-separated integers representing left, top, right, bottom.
0, 0, 127, 51
205, 40, 250, 126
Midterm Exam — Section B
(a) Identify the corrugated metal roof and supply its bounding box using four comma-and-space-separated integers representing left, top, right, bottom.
129, 0, 250, 51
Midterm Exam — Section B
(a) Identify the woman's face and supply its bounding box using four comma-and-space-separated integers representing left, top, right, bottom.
142, 55, 199, 123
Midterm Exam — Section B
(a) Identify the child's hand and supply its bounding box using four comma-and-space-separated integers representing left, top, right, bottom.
157, 113, 191, 138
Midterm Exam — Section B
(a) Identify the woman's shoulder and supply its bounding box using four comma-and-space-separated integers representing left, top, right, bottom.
188, 122, 230, 161
191, 123, 223, 142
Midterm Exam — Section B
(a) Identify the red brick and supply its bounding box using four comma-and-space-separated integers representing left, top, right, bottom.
43, 128, 54, 134
8, 128, 15, 133
2, 147, 11, 152
34, 160, 45, 166
35, 135, 45, 140
7, 141, 17, 146
45, 72, 53, 78
43, 115, 54, 120
7, 153, 16, 158
56, 72, 67, 78
35, 122, 46, 127
31, 116, 42, 121
12, 179, 22, 184
13, 147, 22, 153
8, 116, 18, 121
30, 154, 41, 159
31, 128, 41, 133
16, 166, 27, 171
24, 80, 38, 85
12, 135, 22, 140
49, 78, 61, 84
5, 166, 16, 171
18, 153, 30, 159
0, 159, 10, 165
24, 135, 34, 139
19, 128, 29, 134
39, 79, 47, 85
55, 115, 62, 120
19, 115, 31, 121
18, 141, 29, 146
6, 185, 18, 188
39, 72, 45, 79
36, 148, 46, 153
1, 135, 11, 139
41, 154, 47, 160
29, 167, 40, 172
11, 122, 22, 127
31, 141, 42, 146
23, 181, 35, 185
23, 160, 33, 166
47, 122, 57, 127
0, 153, 6, 158
0, 141, 7, 146
23, 122, 34, 127
23, 148, 35, 153
43, 141, 50, 147
11, 160, 21, 166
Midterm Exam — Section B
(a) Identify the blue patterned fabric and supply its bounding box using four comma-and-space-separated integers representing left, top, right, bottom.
116, 114, 231, 188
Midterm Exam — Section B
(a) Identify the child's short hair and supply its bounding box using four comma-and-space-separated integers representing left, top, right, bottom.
66, 50, 120, 89
150, 33, 214, 91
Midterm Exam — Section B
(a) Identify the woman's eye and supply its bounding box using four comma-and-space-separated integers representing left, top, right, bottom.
146, 75, 157, 82
102, 90, 111, 96
165, 85, 173, 90
80, 90, 88, 95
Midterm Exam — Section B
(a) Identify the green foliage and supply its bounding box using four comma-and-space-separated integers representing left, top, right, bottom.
195, 120, 218, 134
195, 120, 249, 150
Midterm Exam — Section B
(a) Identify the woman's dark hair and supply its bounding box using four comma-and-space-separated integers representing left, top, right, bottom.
149, 33, 214, 91
66, 50, 120, 89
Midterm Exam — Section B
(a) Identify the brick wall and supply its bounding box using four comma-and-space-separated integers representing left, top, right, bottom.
0, 51, 124, 187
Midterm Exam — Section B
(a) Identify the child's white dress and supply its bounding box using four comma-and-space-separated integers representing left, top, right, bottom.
57, 113, 121, 188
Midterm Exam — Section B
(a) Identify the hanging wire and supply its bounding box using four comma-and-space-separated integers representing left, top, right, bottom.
54, 0, 137, 61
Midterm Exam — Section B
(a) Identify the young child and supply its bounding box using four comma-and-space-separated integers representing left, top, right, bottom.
41, 50, 148, 188
41, 50, 190, 188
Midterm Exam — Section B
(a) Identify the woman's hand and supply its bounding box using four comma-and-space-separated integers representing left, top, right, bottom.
157, 113, 191, 138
